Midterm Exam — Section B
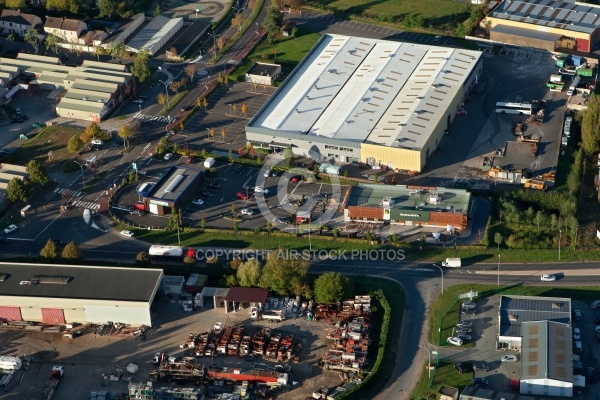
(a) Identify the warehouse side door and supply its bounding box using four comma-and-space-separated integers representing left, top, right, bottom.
41, 308, 65, 325
0, 306, 22, 321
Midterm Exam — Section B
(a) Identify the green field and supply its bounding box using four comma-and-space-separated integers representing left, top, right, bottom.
13, 125, 84, 171
308, 0, 472, 32
229, 27, 322, 82
410, 359, 473, 399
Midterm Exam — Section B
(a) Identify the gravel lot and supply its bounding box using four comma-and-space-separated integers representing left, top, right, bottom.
0, 297, 343, 399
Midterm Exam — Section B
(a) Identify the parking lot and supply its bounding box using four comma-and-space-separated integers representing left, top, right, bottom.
1, 90, 58, 148
443, 295, 600, 397
0, 296, 343, 400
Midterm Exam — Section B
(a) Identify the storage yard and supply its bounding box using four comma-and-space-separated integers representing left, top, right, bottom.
0, 294, 375, 399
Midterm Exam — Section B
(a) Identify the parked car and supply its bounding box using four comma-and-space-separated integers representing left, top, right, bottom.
254, 186, 269, 194
591, 300, 600, 309
511, 379, 520, 391
132, 98, 144, 104
91, 139, 103, 145
472, 362, 489, 372
120, 230, 134, 238
290, 175, 302, 182
164, 153, 174, 161
3, 224, 17, 234
454, 363, 467, 374
541, 274, 556, 281
185, 157, 196, 165
588, 367, 595, 381
457, 320, 473, 327
236, 192, 249, 200
192, 198, 204, 206
574, 309, 582, 321
272, 218, 284, 225
13, 107, 22, 115
264, 170, 271, 177
472, 378, 489, 386
165, 130, 175, 137
433, 35, 442, 42
181, 105, 193, 111
447, 337, 463, 347
202, 191, 214, 198
455, 327, 472, 334
457, 334, 471, 341
574, 327, 581, 340
575, 341, 583, 352
240, 209, 253, 216
502, 355, 518, 363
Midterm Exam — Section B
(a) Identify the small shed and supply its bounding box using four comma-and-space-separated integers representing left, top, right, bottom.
224, 287, 269, 313
194, 287, 229, 308
184, 273, 208, 294
161, 275, 185, 295
245, 62, 281, 86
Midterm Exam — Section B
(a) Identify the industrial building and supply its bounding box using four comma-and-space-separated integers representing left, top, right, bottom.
140, 165, 204, 216
246, 62, 282, 86
343, 184, 471, 231
0, 262, 163, 326
486, 0, 600, 52
459, 386, 536, 400
0, 54, 133, 121
246, 34, 482, 172
520, 320, 573, 397
497, 295, 572, 350
125, 15, 184, 56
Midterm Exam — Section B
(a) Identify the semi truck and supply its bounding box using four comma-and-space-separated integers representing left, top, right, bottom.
41, 366, 63, 400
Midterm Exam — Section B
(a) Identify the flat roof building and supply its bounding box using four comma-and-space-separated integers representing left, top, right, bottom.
0, 262, 163, 326
486, 0, 600, 52
344, 184, 471, 231
126, 16, 184, 56
0, 54, 133, 121
498, 295, 572, 350
246, 34, 482, 172
141, 165, 204, 216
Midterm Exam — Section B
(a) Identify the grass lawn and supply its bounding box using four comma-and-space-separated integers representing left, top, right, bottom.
229, 27, 321, 82
427, 284, 600, 346
410, 360, 473, 399
13, 125, 83, 171
114, 223, 387, 251
308, 0, 471, 32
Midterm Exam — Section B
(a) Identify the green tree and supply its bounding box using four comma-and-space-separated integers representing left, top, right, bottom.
40, 238, 59, 260
84, 121, 102, 140
61, 241, 83, 260
45, 0, 79, 12
314, 272, 352, 304
200, 218, 206, 230
6, 178, 29, 202
581, 93, 600, 154
5, 0, 26, 7
108, 41, 127, 64
283, 147, 293, 167
566, 148, 583, 195
402, 13, 425, 29
118, 125, 134, 148
237, 258, 262, 287
224, 274, 238, 287
494, 232, 503, 252
135, 251, 151, 266
26, 160, 49, 185
263, 5, 284, 42
24, 29, 42, 54
97, 0, 119, 16
45, 34, 61, 55
131, 51, 151, 83
153, 4, 162, 16
67, 135, 84, 154
260, 251, 310, 296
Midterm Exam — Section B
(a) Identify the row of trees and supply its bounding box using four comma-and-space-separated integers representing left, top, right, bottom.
40, 239, 84, 261
222, 253, 353, 303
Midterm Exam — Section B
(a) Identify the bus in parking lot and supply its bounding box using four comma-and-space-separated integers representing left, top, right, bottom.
495, 102, 533, 115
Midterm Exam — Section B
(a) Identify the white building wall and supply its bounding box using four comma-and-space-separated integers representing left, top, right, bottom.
521, 378, 573, 397
0, 296, 150, 326
498, 335, 522, 349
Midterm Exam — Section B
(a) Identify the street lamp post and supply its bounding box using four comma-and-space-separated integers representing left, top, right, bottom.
497, 254, 501, 287
421, 345, 432, 380
195, 8, 199, 19
158, 80, 170, 108
208, 30, 220, 60
73, 160, 85, 187
559, 229, 562, 261
432, 264, 444, 293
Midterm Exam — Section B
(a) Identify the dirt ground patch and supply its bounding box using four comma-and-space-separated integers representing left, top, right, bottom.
13, 125, 83, 171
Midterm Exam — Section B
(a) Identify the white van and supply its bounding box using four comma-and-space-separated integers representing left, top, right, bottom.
204, 157, 215, 168
441, 258, 462, 268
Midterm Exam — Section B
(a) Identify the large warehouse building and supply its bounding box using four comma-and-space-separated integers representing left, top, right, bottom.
245, 34, 482, 172
0, 262, 162, 327
486, 0, 600, 52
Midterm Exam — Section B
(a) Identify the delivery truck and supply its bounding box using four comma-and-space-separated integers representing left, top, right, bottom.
441, 258, 462, 268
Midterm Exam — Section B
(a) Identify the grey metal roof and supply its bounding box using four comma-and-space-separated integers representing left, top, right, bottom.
0, 262, 162, 302
247, 62, 281, 77
499, 295, 571, 339
144, 165, 203, 203
459, 386, 537, 400
521, 320, 573, 382
489, 0, 600, 34
248, 34, 481, 150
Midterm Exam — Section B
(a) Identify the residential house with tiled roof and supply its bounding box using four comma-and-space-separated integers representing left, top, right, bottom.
0, 10, 42, 36
43, 16, 87, 44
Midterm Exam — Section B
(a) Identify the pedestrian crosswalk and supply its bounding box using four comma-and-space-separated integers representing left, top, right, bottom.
133, 113, 176, 124
54, 188, 100, 210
